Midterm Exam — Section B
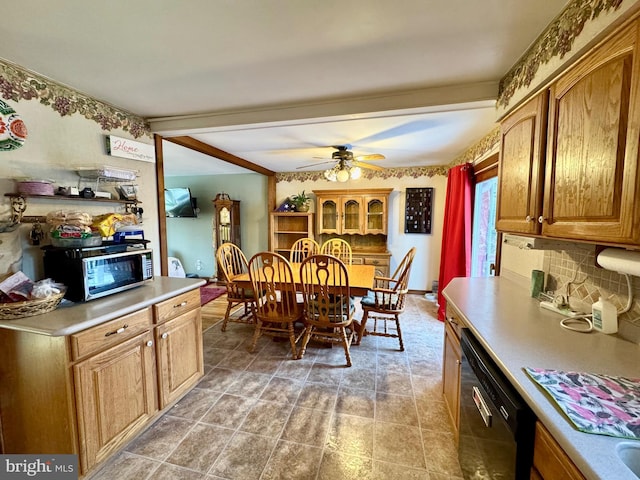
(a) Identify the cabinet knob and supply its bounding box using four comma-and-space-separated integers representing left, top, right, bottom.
448, 316, 458, 325
146, 340, 153, 347
161, 332, 169, 339
525, 215, 533, 222
538, 216, 546, 224
456, 359, 461, 365
174, 301, 188, 308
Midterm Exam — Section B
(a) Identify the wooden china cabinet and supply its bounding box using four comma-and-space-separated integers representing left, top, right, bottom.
313, 188, 392, 276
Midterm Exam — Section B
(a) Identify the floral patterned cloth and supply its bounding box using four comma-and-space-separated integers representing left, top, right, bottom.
525, 368, 640, 440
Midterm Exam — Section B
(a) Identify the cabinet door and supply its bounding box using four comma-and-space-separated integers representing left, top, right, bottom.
74, 331, 157, 473
543, 22, 640, 243
341, 196, 363, 234
156, 307, 204, 408
496, 92, 548, 234
318, 197, 340, 234
442, 320, 461, 437
533, 421, 586, 480
364, 195, 387, 234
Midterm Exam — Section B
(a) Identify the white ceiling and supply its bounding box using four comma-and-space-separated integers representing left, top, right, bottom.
2, 0, 569, 176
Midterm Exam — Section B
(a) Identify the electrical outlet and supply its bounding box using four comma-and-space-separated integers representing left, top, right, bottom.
539, 301, 583, 317
196, 259, 203, 271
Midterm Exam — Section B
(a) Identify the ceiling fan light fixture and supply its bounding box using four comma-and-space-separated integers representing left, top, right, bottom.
350, 166, 361, 180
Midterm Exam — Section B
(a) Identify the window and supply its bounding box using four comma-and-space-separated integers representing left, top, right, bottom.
471, 154, 499, 277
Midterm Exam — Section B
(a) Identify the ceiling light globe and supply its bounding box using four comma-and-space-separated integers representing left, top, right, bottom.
336, 168, 350, 182
350, 166, 362, 180
324, 169, 336, 181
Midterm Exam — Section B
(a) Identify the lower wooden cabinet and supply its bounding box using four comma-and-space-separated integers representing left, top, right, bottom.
0, 288, 204, 477
352, 251, 391, 277
74, 330, 158, 472
531, 421, 586, 480
156, 307, 204, 408
442, 318, 462, 438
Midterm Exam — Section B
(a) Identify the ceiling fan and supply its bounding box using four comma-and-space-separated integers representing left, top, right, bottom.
297, 145, 385, 182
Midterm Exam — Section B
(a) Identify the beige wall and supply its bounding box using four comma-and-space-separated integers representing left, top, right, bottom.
0, 97, 159, 280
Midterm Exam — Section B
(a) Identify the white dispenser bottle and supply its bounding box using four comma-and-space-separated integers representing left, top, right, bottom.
591, 297, 618, 334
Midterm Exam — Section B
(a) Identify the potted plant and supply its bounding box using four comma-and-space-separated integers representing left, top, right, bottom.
291, 190, 311, 212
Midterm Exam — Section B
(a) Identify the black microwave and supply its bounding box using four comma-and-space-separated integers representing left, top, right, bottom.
43, 241, 153, 302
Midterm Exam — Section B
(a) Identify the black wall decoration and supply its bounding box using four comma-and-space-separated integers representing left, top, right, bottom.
404, 188, 433, 234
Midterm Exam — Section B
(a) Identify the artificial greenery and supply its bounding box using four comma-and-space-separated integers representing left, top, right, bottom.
290, 190, 311, 208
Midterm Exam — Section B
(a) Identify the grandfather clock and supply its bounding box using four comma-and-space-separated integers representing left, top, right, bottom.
213, 193, 241, 251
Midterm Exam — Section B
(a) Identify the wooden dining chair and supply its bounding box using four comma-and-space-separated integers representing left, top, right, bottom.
298, 254, 355, 366
247, 251, 304, 358
356, 247, 416, 350
320, 238, 352, 265
216, 243, 256, 331
289, 238, 320, 263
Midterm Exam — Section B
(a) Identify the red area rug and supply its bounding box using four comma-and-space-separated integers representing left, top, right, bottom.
200, 286, 226, 305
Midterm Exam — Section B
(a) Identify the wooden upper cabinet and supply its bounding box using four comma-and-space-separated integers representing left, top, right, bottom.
496, 92, 548, 234
542, 21, 640, 243
314, 189, 391, 235
497, 19, 640, 246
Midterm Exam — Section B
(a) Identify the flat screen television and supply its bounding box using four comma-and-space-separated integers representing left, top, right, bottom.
165, 188, 198, 218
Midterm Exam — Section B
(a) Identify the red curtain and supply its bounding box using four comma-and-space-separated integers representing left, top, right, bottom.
437, 163, 474, 320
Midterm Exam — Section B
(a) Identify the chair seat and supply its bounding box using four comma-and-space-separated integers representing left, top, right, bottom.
361, 291, 400, 308
308, 295, 355, 322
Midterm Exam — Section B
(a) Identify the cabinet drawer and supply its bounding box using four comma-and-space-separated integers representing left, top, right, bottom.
445, 305, 464, 340
153, 289, 201, 324
363, 257, 390, 267
70, 307, 152, 361
351, 257, 364, 265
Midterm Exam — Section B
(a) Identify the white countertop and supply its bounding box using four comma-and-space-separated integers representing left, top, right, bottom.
0, 276, 206, 336
443, 276, 640, 480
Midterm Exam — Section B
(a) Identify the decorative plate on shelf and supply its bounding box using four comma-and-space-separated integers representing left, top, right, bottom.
0, 100, 27, 152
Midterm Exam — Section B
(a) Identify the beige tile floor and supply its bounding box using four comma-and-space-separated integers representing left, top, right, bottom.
89, 294, 463, 480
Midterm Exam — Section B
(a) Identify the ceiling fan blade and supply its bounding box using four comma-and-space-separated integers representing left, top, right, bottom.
353, 160, 385, 171
296, 160, 335, 169
354, 153, 385, 161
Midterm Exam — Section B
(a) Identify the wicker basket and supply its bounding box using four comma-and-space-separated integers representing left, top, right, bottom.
0, 291, 66, 320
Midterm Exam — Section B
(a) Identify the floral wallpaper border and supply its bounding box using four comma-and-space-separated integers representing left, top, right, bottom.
449, 125, 500, 167
276, 164, 449, 183
0, 59, 150, 138
498, 0, 624, 108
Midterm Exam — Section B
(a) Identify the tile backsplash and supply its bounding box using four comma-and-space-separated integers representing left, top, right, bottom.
543, 246, 640, 343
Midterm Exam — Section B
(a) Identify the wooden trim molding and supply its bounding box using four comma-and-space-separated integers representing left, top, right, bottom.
0, 59, 150, 138
498, 0, 624, 109
165, 136, 276, 176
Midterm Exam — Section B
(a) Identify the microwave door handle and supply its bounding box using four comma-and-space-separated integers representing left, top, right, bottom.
472, 386, 492, 428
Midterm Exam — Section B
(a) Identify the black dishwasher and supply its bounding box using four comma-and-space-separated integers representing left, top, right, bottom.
458, 328, 535, 480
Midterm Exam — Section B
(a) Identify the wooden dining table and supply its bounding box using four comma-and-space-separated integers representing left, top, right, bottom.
233, 261, 377, 344
232, 263, 376, 297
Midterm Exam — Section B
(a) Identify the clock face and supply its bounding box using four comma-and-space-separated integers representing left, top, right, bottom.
220, 207, 231, 225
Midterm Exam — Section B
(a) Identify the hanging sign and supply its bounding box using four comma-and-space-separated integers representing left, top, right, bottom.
106, 135, 155, 162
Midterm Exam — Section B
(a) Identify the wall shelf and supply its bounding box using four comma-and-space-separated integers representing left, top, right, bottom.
4, 194, 140, 223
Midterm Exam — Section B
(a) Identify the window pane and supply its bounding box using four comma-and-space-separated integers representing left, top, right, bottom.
471, 176, 498, 277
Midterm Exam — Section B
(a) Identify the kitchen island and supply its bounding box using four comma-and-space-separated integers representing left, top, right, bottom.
0, 277, 206, 477
443, 276, 640, 480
